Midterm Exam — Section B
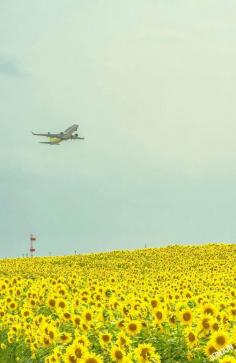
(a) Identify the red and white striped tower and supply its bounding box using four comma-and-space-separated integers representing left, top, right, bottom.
30, 234, 36, 257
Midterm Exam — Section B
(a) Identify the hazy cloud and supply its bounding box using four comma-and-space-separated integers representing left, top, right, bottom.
0, 55, 22, 76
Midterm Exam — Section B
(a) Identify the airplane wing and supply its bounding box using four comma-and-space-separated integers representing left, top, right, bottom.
32, 132, 60, 137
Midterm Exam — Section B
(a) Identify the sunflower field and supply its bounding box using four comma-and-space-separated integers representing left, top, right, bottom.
0, 244, 236, 363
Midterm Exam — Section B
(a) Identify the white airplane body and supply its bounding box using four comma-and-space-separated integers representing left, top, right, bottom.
32, 124, 84, 145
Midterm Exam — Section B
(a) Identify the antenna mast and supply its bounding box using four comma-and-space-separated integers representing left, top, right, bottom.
30, 234, 36, 257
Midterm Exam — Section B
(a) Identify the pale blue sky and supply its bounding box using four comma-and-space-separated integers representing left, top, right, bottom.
1, 1, 236, 257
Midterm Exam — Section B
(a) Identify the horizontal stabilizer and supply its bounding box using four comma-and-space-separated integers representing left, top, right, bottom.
39, 142, 60, 145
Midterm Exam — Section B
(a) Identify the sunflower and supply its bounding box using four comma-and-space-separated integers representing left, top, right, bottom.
168, 314, 177, 326
47, 325, 58, 344
211, 320, 220, 332
134, 343, 156, 363
202, 303, 216, 316
62, 311, 72, 322
203, 340, 218, 359
29, 298, 37, 309
8, 301, 17, 310
116, 332, 131, 349
83, 310, 93, 323
116, 320, 125, 329
74, 343, 87, 360
74, 334, 90, 348
211, 330, 229, 350
66, 342, 87, 360
79, 319, 89, 332
21, 308, 31, 318
184, 327, 198, 348
110, 345, 126, 362
150, 299, 158, 309
58, 332, 72, 345
47, 296, 57, 309
83, 352, 103, 363
73, 314, 81, 327
99, 332, 112, 347
153, 308, 165, 325
52, 346, 62, 359
48, 354, 60, 363
229, 307, 236, 319
64, 350, 77, 363
42, 335, 51, 348
198, 315, 213, 334
125, 320, 142, 336
56, 298, 67, 311
179, 309, 193, 325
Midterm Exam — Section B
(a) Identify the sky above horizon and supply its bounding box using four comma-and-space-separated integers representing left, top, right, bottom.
1, 1, 236, 257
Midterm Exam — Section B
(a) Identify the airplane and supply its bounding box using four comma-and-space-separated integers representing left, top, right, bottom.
32, 124, 84, 145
